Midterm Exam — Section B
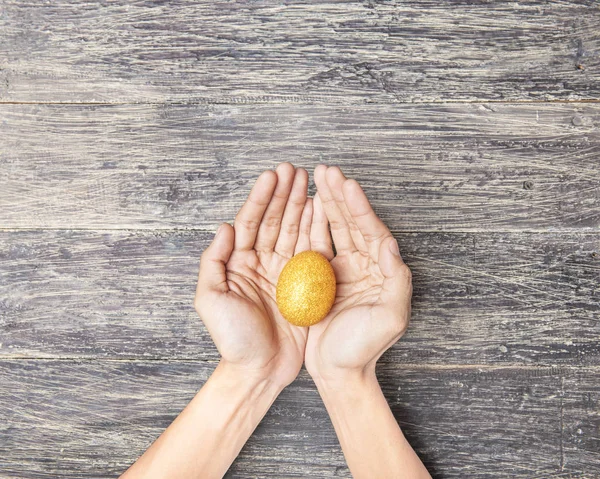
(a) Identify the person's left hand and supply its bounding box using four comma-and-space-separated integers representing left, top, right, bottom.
194, 163, 313, 387
304, 165, 413, 383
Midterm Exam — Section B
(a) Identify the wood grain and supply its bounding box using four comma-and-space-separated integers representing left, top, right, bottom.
0, 1, 597, 104
562, 370, 600, 473
1, 229, 598, 365
0, 360, 597, 478
1, 103, 598, 231
1, 1, 599, 476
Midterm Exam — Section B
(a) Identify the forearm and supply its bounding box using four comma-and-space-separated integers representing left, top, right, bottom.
314, 369, 431, 479
122, 361, 284, 479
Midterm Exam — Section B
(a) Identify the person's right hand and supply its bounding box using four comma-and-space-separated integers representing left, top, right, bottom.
304, 165, 413, 382
194, 163, 313, 388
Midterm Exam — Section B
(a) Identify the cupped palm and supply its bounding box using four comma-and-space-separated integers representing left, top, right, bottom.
194, 164, 313, 386
304, 165, 412, 380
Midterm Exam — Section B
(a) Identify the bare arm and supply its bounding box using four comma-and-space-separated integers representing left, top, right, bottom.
306, 165, 431, 479
121, 362, 283, 479
122, 164, 312, 478
315, 371, 430, 479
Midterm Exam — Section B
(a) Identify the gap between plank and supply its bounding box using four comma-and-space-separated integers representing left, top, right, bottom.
1, 227, 599, 235
0, 356, 599, 372
0, 99, 600, 107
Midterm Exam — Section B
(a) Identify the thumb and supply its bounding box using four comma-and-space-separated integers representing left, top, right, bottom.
378, 236, 413, 306
197, 223, 235, 294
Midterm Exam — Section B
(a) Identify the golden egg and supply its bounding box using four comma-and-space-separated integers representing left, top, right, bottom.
276, 251, 336, 327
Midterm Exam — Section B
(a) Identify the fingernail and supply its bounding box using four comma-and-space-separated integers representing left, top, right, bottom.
389, 238, 400, 257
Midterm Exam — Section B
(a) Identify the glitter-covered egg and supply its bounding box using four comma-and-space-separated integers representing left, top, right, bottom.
276, 251, 336, 327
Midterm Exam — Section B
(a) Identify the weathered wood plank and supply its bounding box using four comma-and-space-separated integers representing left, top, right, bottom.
1, 103, 598, 231
378, 364, 600, 479
1, 230, 598, 364
1, 360, 597, 478
0, 0, 598, 103
563, 370, 600, 473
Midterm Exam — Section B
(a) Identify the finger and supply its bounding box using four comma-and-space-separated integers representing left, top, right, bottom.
255, 162, 296, 252
314, 165, 355, 254
294, 197, 313, 255
310, 193, 334, 260
197, 223, 235, 296
342, 178, 392, 261
233, 170, 278, 251
325, 166, 368, 253
377, 236, 412, 310
275, 167, 308, 257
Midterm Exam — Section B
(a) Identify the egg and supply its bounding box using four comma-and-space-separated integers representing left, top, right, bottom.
276, 251, 336, 327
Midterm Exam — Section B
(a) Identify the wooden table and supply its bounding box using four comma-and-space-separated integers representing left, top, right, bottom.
1, 2, 599, 477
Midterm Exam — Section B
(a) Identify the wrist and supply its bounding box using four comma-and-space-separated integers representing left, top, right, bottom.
213, 359, 287, 400
311, 364, 378, 394
162, 359, 284, 478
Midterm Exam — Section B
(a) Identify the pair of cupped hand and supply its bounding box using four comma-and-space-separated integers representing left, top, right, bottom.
194, 164, 413, 387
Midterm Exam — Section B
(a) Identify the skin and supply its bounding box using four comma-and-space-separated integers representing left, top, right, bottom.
193, 163, 312, 388
121, 163, 430, 479
307, 165, 431, 479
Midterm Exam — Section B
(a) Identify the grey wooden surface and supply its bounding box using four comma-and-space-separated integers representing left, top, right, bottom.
1, 230, 599, 366
1, 103, 598, 231
0, 1, 598, 103
0, 1, 599, 478
1, 362, 598, 479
